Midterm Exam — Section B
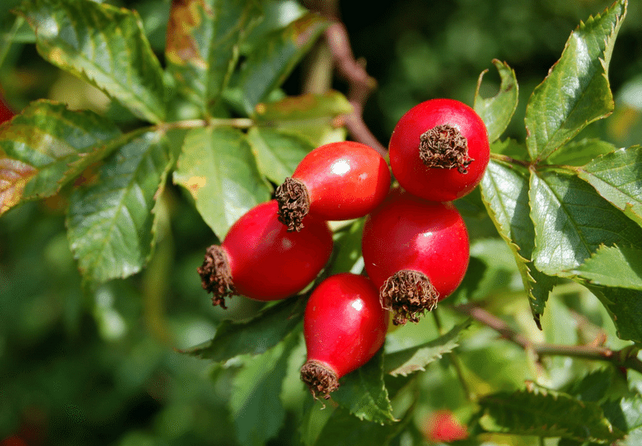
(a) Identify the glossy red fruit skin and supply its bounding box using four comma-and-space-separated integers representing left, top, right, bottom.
422, 410, 469, 443
223, 200, 333, 301
303, 273, 389, 378
362, 188, 469, 300
389, 98, 489, 202
292, 141, 391, 221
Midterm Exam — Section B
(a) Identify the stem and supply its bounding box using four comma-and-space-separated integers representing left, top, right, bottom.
489, 152, 531, 168
303, 1, 387, 157
432, 310, 474, 402
454, 303, 642, 374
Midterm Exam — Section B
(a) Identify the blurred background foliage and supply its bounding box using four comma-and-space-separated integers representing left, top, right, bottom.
1, 0, 641, 445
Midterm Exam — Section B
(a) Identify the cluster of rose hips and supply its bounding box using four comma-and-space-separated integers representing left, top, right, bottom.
198, 98, 490, 399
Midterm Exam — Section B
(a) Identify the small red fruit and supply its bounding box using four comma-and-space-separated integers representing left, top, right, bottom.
198, 200, 333, 307
301, 273, 389, 399
362, 188, 469, 325
422, 410, 469, 443
0, 91, 15, 124
389, 98, 489, 202
275, 141, 391, 231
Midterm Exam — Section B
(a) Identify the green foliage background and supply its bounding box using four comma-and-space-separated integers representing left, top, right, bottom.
1, 0, 642, 445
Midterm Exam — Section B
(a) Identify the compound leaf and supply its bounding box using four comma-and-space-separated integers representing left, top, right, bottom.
529, 169, 642, 276
480, 154, 556, 327
474, 59, 519, 143
524, 0, 626, 162
230, 331, 299, 446
570, 244, 642, 290
385, 319, 470, 377
332, 348, 396, 424
66, 129, 172, 285
19, 0, 166, 123
173, 126, 270, 239
165, 0, 262, 113
0, 100, 121, 207
478, 389, 624, 443
225, 13, 328, 116
182, 296, 305, 363
577, 146, 642, 228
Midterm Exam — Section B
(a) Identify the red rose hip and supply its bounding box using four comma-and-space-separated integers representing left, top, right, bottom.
389, 98, 489, 202
198, 200, 333, 307
276, 141, 391, 231
301, 273, 389, 399
362, 188, 469, 325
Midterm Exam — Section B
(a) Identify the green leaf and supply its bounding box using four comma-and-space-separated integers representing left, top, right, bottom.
328, 219, 365, 275
474, 59, 519, 143
66, 129, 172, 285
480, 156, 556, 327
585, 285, 642, 343
19, 0, 166, 123
530, 169, 642, 276
313, 406, 408, 446
385, 319, 471, 377
561, 368, 614, 403
570, 244, 642, 289
225, 13, 328, 116
173, 126, 270, 239
602, 396, 642, 434
254, 91, 353, 123
524, 0, 627, 162
332, 348, 396, 424
577, 146, 642, 228
0, 100, 121, 204
0, 155, 35, 216
181, 296, 305, 363
165, 0, 262, 113
246, 126, 314, 185
229, 331, 299, 446
547, 139, 616, 167
478, 389, 624, 443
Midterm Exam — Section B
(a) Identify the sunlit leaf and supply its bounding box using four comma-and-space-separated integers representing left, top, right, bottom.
480, 155, 556, 326
546, 138, 616, 167
0, 156, 36, 215
529, 169, 642, 276
577, 146, 642, 228
225, 13, 328, 115
230, 331, 299, 446
332, 349, 396, 424
570, 244, 642, 290
246, 126, 314, 184
385, 320, 470, 377
173, 126, 271, 238
586, 285, 642, 343
18, 0, 166, 123
0, 100, 121, 205
478, 389, 624, 442
165, 0, 262, 113
66, 129, 172, 285
474, 59, 519, 143
524, 0, 627, 161
182, 296, 305, 363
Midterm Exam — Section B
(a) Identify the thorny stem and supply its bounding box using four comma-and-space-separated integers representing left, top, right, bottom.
454, 302, 642, 374
432, 310, 474, 402
303, 0, 387, 157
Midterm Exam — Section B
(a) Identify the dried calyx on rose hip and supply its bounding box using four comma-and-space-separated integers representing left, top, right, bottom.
389, 98, 490, 202
301, 273, 388, 400
198, 200, 333, 307
275, 141, 391, 232
362, 188, 469, 325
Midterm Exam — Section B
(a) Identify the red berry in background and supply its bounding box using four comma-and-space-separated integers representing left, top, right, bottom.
389, 98, 490, 202
301, 273, 389, 399
197, 200, 333, 307
422, 410, 469, 443
275, 141, 391, 231
362, 188, 469, 325
0, 91, 15, 124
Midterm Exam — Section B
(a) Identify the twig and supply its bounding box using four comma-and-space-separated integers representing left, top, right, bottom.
454, 302, 642, 375
303, 0, 387, 157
